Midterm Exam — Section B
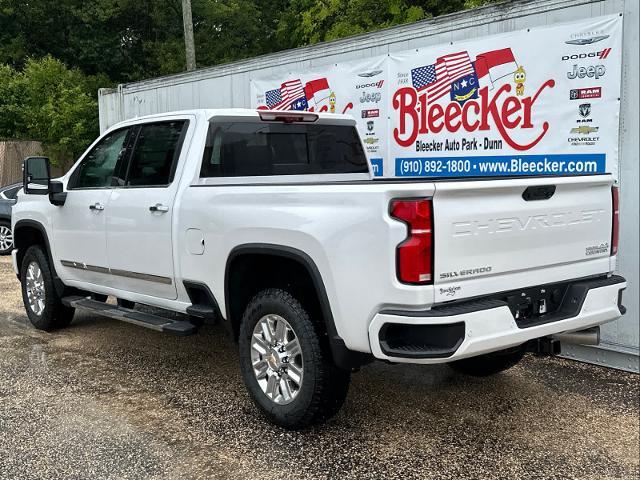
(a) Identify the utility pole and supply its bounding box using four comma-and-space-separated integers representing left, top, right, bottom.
182, 0, 197, 71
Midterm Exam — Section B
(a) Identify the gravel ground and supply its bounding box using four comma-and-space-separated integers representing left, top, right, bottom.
0, 256, 638, 480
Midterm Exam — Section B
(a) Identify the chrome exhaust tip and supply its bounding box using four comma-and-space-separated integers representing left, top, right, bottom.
552, 327, 600, 346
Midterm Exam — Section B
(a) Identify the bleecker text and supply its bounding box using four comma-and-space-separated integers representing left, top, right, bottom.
392, 81, 555, 151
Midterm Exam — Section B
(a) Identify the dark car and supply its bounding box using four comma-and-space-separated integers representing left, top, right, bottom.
0, 182, 20, 255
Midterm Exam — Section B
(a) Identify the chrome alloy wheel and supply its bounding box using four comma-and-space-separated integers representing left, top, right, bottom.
0, 225, 12, 252
26, 261, 46, 316
251, 314, 303, 405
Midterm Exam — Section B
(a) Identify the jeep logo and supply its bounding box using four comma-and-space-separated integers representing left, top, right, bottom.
567, 64, 606, 80
359, 91, 382, 104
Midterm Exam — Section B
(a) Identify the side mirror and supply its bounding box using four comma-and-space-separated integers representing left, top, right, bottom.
49, 181, 67, 206
23, 156, 51, 195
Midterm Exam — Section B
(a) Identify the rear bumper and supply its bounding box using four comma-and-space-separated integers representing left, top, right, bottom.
369, 275, 626, 364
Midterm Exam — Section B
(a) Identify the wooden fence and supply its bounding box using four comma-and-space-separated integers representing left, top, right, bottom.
0, 141, 71, 186
0, 141, 43, 186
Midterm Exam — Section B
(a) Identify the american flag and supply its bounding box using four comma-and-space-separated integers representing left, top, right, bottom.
265, 79, 307, 110
265, 88, 284, 109
411, 52, 474, 101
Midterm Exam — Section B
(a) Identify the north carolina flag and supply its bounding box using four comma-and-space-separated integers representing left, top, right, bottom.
474, 48, 518, 88
411, 51, 474, 102
304, 78, 331, 105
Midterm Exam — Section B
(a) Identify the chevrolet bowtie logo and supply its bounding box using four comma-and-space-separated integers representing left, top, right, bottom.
570, 126, 599, 134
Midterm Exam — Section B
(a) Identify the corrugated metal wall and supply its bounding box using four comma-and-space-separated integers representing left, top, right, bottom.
98, 0, 639, 372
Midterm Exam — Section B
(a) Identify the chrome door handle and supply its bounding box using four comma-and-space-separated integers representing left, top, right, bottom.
149, 203, 169, 213
89, 203, 105, 211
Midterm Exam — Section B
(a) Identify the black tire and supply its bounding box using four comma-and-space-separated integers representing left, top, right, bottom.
238, 288, 350, 429
20, 245, 75, 331
0, 220, 13, 255
449, 347, 526, 377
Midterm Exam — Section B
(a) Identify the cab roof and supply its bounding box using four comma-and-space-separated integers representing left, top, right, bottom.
110, 108, 356, 130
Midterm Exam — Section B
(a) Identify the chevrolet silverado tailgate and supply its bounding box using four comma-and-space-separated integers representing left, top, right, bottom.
432, 175, 615, 303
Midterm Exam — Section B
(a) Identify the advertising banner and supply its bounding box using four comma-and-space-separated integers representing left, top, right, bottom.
251, 14, 622, 179
251, 56, 389, 176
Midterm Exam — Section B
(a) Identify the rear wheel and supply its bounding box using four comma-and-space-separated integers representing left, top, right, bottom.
449, 347, 526, 377
238, 288, 350, 429
20, 245, 75, 331
0, 221, 13, 255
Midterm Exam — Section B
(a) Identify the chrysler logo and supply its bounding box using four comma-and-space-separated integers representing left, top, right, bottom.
565, 35, 610, 45
358, 70, 383, 78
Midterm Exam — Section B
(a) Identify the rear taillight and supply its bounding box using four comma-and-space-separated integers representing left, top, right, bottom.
390, 198, 433, 285
611, 185, 619, 256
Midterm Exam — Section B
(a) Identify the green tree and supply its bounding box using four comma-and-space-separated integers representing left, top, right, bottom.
275, 0, 479, 48
0, 0, 291, 81
193, 0, 284, 67
1, 0, 135, 80
1, 0, 497, 82
20, 57, 107, 163
0, 64, 25, 137
0, 57, 107, 164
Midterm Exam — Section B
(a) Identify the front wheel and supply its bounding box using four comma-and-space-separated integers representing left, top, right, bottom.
238, 288, 350, 429
449, 347, 526, 377
20, 245, 75, 331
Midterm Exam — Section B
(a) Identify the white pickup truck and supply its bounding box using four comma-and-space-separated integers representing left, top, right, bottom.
12, 109, 626, 428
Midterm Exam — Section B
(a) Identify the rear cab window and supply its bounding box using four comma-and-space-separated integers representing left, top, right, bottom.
200, 121, 369, 178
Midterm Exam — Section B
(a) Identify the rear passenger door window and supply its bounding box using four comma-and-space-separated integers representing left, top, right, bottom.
126, 121, 187, 187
